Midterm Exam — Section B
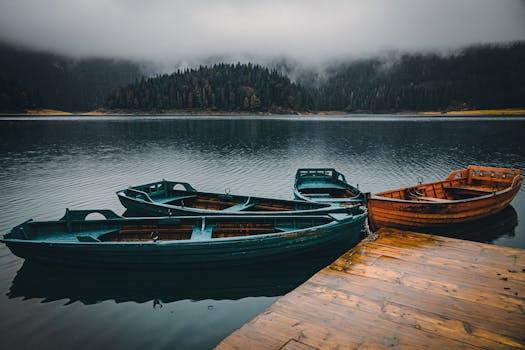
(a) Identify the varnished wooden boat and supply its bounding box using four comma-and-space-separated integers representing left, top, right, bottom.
366, 165, 522, 230
117, 180, 348, 216
293, 168, 364, 205
1, 208, 366, 268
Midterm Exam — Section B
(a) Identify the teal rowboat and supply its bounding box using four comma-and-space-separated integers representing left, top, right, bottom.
1, 208, 367, 268
117, 180, 348, 217
294, 168, 365, 205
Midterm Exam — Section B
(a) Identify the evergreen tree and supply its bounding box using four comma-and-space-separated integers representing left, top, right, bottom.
105, 63, 314, 112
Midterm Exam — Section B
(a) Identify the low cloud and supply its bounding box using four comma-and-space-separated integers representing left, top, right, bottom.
1, 0, 524, 68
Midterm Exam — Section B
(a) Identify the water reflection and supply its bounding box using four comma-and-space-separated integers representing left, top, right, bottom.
406, 205, 518, 243
1, 116, 524, 350
8, 255, 338, 305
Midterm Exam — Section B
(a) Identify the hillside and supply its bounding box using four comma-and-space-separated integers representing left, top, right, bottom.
0, 75, 41, 112
105, 42, 525, 113
1, 41, 524, 113
0, 42, 143, 111
105, 63, 313, 112
315, 42, 525, 112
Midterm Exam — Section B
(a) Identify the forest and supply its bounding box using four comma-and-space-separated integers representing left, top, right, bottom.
315, 42, 525, 112
0, 42, 142, 111
105, 63, 312, 112
1, 41, 524, 113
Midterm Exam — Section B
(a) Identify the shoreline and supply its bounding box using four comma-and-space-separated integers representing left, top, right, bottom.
2, 108, 525, 117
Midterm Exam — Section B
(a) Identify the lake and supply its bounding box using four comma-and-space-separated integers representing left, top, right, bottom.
1, 114, 524, 349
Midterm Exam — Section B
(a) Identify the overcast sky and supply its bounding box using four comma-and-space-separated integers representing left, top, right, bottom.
1, 0, 524, 66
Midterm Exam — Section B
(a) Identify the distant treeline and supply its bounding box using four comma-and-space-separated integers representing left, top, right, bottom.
0, 42, 143, 111
315, 42, 525, 111
105, 63, 312, 112
0, 75, 41, 111
107, 42, 525, 112
1, 41, 524, 113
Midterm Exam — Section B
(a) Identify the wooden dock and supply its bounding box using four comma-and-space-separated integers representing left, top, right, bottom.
216, 229, 525, 350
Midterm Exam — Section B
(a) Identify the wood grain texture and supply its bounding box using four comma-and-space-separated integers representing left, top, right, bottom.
215, 229, 525, 350
367, 166, 522, 229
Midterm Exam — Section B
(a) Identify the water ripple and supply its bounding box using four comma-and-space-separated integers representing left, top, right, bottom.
0, 116, 524, 350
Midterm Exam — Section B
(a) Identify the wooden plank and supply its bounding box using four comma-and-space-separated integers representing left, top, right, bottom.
280, 339, 320, 350
215, 229, 525, 350
415, 196, 452, 202
307, 272, 525, 338
345, 244, 525, 283
443, 185, 496, 193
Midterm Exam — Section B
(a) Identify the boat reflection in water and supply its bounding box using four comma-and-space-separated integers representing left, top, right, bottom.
407, 205, 518, 243
8, 254, 340, 306
7, 206, 517, 306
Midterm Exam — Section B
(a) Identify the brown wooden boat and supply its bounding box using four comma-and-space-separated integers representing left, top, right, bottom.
366, 165, 522, 230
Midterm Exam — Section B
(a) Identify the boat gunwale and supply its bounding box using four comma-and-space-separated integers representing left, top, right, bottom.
116, 180, 351, 215
369, 174, 521, 205
293, 168, 363, 203
1, 212, 367, 246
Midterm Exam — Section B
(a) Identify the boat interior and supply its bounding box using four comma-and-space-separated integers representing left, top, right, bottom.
10, 217, 334, 243
125, 181, 325, 212
376, 166, 521, 202
299, 186, 358, 199
296, 169, 359, 199
102, 216, 334, 241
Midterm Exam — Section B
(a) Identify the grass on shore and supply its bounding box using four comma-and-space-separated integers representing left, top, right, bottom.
24, 109, 72, 115
420, 108, 525, 116
19, 107, 525, 116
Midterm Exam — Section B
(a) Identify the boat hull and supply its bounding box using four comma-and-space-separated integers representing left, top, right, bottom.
118, 193, 348, 217
367, 180, 520, 230
117, 180, 348, 217
293, 168, 364, 205
3, 215, 366, 268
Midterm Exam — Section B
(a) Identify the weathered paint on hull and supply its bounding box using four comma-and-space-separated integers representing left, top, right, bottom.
293, 168, 364, 205
4, 217, 365, 268
118, 192, 349, 217
118, 195, 190, 216
367, 183, 520, 230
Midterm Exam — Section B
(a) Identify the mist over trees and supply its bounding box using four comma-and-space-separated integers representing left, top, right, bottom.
1, 41, 524, 113
0, 42, 143, 111
105, 63, 312, 112
315, 42, 525, 111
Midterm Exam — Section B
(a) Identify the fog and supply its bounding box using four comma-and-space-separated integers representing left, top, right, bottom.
1, 0, 524, 68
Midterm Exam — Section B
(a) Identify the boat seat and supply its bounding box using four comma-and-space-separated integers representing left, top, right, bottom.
76, 228, 120, 242
155, 194, 197, 204
222, 202, 256, 213
304, 193, 332, 198
299, 182, 346, 190
443, 186, 495, 194
416, 196, 452, 203
190, 225, 213, 240
274, 226, 296, 232
77, 235, 101, 242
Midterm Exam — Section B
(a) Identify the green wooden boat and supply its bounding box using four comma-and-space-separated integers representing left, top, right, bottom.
117, 180, 348, 217
1, 208, 367, 268
294, 168, 365, 205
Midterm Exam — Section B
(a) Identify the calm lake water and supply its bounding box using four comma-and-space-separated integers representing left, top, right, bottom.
1, 115, 524, 349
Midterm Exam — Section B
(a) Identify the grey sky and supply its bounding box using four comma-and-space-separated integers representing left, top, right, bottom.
1, 0, 524, 66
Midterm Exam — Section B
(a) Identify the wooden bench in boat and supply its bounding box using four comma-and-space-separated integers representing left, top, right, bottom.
443, 185, 496, 194
76, 228, 121, 242
155, 194, 197, 204
414, 196, 452, 203
191, 225, 214, 240
274, 226, 297, 232
304, 193, 332, 198
221, 199, 256, 213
